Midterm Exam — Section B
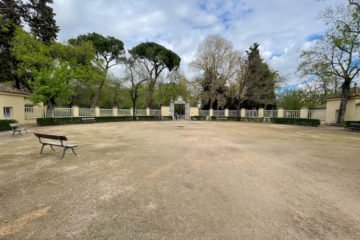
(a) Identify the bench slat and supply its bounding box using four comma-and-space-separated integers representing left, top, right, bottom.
34, 133, 67, 141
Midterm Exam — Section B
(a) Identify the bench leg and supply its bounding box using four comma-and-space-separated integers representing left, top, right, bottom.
40, 144, 46, 154
50, 145, 55, 152
61, 148, 68, 159
70, 147, 77, 156
12, 130, 15, 136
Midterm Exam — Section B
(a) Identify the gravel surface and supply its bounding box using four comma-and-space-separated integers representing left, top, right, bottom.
0, 121, 360, 240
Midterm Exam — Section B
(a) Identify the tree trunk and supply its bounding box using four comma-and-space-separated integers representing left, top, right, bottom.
91, 78, 105, 108
146, 81, 156, 108
132, 99, 137, 120
336, 81, 351, 124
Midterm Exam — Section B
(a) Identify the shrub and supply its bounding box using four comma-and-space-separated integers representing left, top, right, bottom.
241, 117, 264, 122
0, 119, 17, 131
344, 121, 360, 128
210, 116, 241, 121
191, 116, 207, 121
271, 118, 320, 127
36, 116, 172, 126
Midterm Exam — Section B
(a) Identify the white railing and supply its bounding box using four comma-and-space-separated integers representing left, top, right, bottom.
228, 110, 239, 117
135, 109, 146, 116
150, 109, 161, 116
118, 109, 130, 116
25, 107, 44, 119
100, 108, 113, 116
264, 110, 278, 118
308, 109, 326, 121
284, 110, 300, 118
245, 110, 259, 118
199, 110, 209, 117
54, 108, 72, 118
213, 110, 225, 117
79, 108, 95, 117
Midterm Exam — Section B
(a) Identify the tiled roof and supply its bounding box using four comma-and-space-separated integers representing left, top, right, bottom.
0, 83, 29, 96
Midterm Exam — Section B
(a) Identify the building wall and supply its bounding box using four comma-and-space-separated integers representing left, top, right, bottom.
0, 93, 27, 123
161, 106, 170, 117
326, 97, 360, 123
190, 107, 199, 117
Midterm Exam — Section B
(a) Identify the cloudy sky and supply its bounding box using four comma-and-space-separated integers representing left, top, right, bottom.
53, 0, 343, 88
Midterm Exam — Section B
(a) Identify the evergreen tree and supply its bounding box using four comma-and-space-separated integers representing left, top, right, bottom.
0, 0, 23, 87
25, 0, 59, 44
244, 43, 275, 108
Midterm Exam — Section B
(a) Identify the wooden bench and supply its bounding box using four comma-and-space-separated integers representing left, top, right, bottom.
81, 117, 95, 123
349, 123, 360, 131
9, 123, 28, 136
34, 133, 78, 159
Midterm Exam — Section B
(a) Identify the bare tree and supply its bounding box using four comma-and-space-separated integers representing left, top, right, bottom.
123, 58, 148, 119
190, 34, 239, 109
299, 3, 360, 123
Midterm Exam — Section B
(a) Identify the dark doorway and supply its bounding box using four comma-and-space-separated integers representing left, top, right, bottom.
175, 104, 185, 120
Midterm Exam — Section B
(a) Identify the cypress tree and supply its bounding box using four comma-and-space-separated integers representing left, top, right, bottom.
0, 0, 23, 87
26, 0, 59, 44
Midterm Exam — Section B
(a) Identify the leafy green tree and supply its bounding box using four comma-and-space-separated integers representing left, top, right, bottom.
155, 71, 190, 106
24, 0, 59, 44
0, 0, 23, 87
12, 29, 96, 108
69, 33, 125, 107
129, 42, 181, 108
280, 90, 324, 110
299, 2, 360, 123
244, 43, 275, 108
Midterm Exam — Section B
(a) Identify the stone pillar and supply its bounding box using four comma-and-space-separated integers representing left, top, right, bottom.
240, 108, 246, 118
113, 107, 118, 116
130, 108, 133, 116
300, 107, 309, 119
185, 102, 190, 120
170, 99, 175, 119
146, 107, 150, 116
72, 106, 79, 117
225, 108, 229, 117
209, 108, 213, 117
95, 107, 100, 117
278, 108, 284, 118
258, 108, 264, 118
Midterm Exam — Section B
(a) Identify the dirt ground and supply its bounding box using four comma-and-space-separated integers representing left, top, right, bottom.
0, 121, 360, 240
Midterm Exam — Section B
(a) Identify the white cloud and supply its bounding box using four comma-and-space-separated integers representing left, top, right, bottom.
53, 0, 342, 88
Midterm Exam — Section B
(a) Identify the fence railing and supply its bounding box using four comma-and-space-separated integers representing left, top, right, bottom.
46, 108, 72, 118
245, 110, 258, 118
284, 110, 300, 119
100, 109, 113, 117
136, 109, 146, 116
150, 109, 161, 116
25, 107, 44, 119
228, 110, 239, 117
118, 109, 130, 116
308, 109, 326, 121
79, 108, 95, 117
199, 110, 209, 117
213, 110, 225, 117
264, 110, 278, 118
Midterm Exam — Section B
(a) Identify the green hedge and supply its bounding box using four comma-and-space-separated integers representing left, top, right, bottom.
344, 121, 360, 128
37, 116, 173, 126
191, 116, 207, 121
271, 118, 320, 127
210, 116, 241, 121
0, 119, 17, 131
240, 117, 264, 122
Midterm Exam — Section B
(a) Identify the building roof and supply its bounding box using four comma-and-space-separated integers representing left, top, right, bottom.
0, 83, 29, 96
